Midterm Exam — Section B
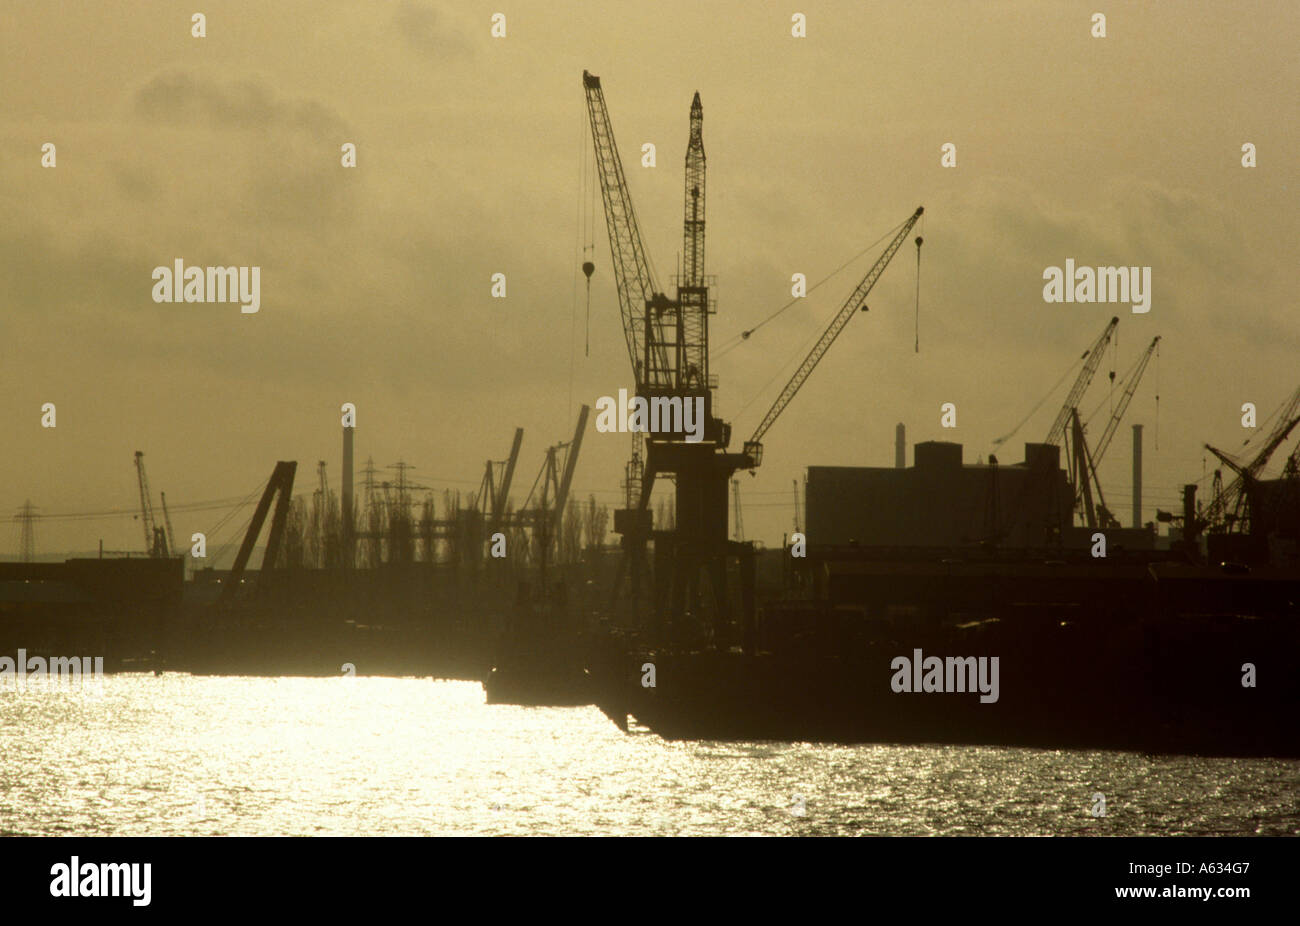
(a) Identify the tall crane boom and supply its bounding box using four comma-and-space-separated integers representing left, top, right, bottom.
160, 491, 177, 556
743, 206, 923, 466
1070, 408, 1101, 528
1247, 385, 1300, 472
552, 405, 590, 544
583, 70, 672, 390
1045, 316, 1119, 447
487, 427, 524, 537
134, 451, 158, 555
1091, 336, 1160, 464
1070, 335, 1160, 524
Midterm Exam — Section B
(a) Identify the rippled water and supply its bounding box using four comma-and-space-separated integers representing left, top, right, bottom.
1, 675, 1296, 836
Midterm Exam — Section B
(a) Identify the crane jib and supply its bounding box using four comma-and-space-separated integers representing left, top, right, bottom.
583, 72, 673, 390
745, 206, 923, 456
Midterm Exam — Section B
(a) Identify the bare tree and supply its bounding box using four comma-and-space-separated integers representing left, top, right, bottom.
278, 496, 307, 569
560, 498, 583, 564
584, 495, 609, 557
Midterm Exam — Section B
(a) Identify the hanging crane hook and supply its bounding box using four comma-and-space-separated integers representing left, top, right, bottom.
914, 235, 923, 353
582, 260, 594, 356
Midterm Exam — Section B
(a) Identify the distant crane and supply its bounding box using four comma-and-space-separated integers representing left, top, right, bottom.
219, 461, 298, 604
742, 206, 924, 467
992, 317, 1118, 544
1045, 317, 1119, 448
1199, 384, 1300, 533
479, 427, 525, 541
1086, 336, 1160, 465
1068, 335, 1161, 527
1202, 409, 1300, 534
160, 491, 178, 556
519, 406, 590, 567
134, 451, 168, 557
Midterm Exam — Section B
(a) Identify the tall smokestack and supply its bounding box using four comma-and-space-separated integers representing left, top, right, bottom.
895, 423, 906, 469
342, 424, 354, 566
1132, 423, 1143, 528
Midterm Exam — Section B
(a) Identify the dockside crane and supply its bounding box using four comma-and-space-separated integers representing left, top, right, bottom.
1201, 389, 1300, 534
583, 71, 674, 397
741, 206, 923, 467
480, 427, 524, 541
552, 406, 589, 547
583, 69, 669, 549
219, 462, 298, 604
133, 451, 168, 557
1069, 335, 1160, 527
1204, 445, 1251, 533
519, 407, 590, 568
160, 491, 178, 556
1022, 315, 1114, 537
1068, 408, 1105, 528
991, 316, 1117, 545
585, 70, 744, 636
1087, 336, 1160, 465
1045, 316, 1119, 448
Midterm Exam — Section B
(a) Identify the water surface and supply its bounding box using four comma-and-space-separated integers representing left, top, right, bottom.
2, 675, 1295, 836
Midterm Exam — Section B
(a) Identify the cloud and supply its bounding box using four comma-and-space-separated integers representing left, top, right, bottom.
133, 71, 347, 136
390, 1, 471, 60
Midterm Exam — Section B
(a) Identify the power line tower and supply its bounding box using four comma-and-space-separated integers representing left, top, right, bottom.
361, 457, 380, 567
17, 500, 37, 562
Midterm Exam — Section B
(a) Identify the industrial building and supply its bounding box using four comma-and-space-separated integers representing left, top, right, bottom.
806, 435, 1155, 552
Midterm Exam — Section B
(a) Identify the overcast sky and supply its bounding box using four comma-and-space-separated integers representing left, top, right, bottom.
3, 0, 1296, 555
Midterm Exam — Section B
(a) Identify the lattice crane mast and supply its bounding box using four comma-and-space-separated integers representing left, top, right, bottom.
679, 90, 709, 391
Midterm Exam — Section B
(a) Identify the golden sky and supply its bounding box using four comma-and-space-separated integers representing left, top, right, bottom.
3, 0, 1297, 553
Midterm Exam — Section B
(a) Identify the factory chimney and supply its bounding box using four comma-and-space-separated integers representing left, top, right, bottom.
342, 424, 354, 567
895, 423, 906, 469
1132, 423, 1143, 528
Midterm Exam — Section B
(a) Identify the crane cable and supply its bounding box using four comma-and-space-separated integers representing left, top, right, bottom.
1154, 337, 1160, 451
199, 477, 270, 547
714, 214, 912, 359
569, 111, 584, 423
1, 494, 257, 524
913, 219, 924, 353
1109, 325, 1118, 416
989, 353, 1087, 451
